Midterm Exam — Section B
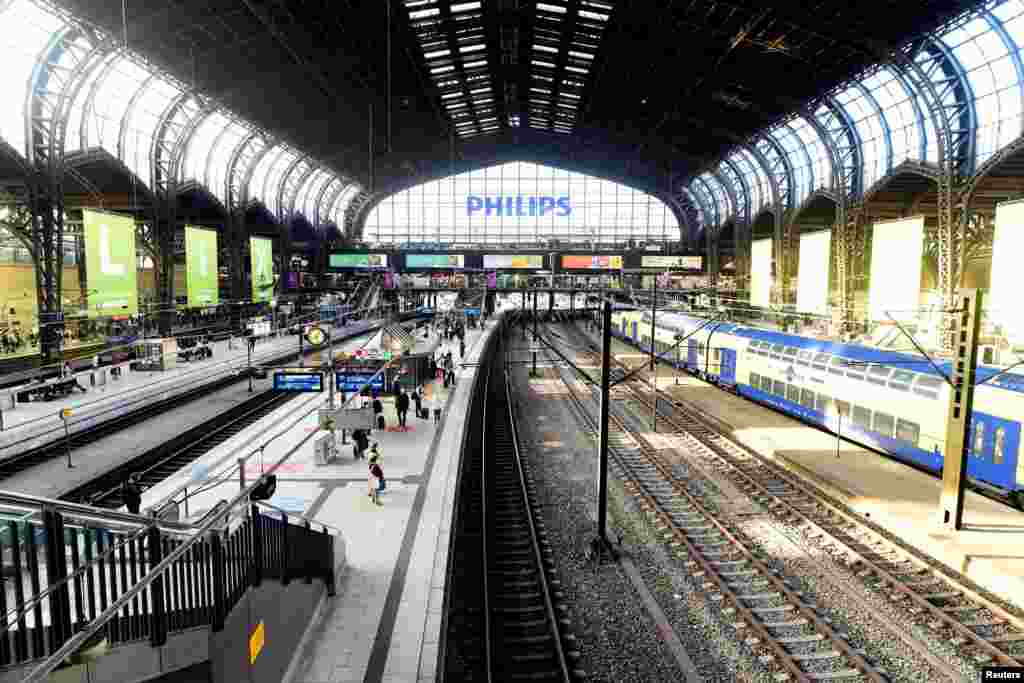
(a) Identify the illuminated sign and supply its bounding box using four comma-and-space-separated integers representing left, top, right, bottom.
273, 371, 324, 392
406, 254, 465, 269
483, 254, 544, 269
562, 255, 623, 270
641, 255, 703, 270
467, 196, 571, 217
329, 253, 389, 269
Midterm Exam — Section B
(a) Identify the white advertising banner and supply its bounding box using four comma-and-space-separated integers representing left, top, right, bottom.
868, 216, 924, 323
992, 200, 1024, 342
796, 230, 831, 315
750, 238, 772, 308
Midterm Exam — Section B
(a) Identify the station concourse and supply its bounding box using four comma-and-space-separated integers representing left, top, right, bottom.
3, 0, 1024, 681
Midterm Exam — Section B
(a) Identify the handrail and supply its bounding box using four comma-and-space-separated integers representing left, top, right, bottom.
254, 500, 342, 535
0, 489, 196, 534
21, 390, 344, 683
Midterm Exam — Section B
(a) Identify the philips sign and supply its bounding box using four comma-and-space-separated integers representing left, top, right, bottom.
467, 196, 571, 217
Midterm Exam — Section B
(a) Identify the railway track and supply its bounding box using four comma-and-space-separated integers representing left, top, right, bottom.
60, 390, 296, 508
441, 332, 580, 682
565, 324, 1024, 674
547, 358, 891, 682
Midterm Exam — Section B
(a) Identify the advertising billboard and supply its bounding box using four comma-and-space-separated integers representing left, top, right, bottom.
83, 209, 138, 318
750, 238, 772, 308
405, 254, 465, 269
185, 226, 219, 307
250, 237, 274, 303
992, 200, 1024, 343
483, 254, 543, 269
329, 253, 389, 269
868, 216, 924, 323
561, 255, 623, 270
796, 230, 831, 316
641, 255, 702, 270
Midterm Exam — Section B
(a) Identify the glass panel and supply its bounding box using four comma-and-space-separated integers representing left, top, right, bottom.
896, 419, 920, 446
853, 405, 872, 429
800, 388, 815, 408
874, 412, 895, 438
773, 380, 786, 396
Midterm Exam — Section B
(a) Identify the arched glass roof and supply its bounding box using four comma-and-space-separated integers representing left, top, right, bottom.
0, 0, 360, 228
690, 0, 1024, 232
363, 161, 679, 244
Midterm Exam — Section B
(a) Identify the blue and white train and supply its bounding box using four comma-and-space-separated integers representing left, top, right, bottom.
610, 308, 1024, 508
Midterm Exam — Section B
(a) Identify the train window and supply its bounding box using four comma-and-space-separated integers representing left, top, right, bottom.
787, 384, 801, 403
828, 357, 845, 375
866, 364, 891, 386
971, 421, 985, 458
773, 380, 786, 397
845, 359, 866, 380
853, 406, 872, 430
873, 412, 895, 438
888, 370, 915, 391
913, 375, 943, 400
771, 344, 786, 354
784, 346, 798, 356
796, 350, 813, 367
815, 394, 832, 414
761, 375, 773, 392
750, 372, 760, 387
800, 388, 815, 409
835, 400, 851, 418
812, 353, 831, 370
895, 419, 920, 446
994, 426, 1006, 465
713, 348, 721, 361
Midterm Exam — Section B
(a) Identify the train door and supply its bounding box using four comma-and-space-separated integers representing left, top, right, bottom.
631, 320, 638, 343
719, 349, 737, 385
687, 339, 698, 369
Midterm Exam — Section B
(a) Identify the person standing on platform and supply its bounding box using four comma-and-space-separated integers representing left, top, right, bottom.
396, 389, 409, 429
248, 334, 256, 354
413, 385, 424, 420
459, 338, 466, 360
368, 460, 383, 506
122, 474, 143, 514
372, 394, 384, 431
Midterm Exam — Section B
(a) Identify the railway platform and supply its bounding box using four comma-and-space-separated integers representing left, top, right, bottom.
656, 363, 1024, 610
0, 318, 384, 461
132, 318, 498, 683
0, 330, 385, 500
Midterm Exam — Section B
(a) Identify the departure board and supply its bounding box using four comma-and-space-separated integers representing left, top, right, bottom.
273, 371, 324, 392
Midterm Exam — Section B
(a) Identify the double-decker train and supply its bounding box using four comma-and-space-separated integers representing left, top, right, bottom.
609, 308, 1024, 508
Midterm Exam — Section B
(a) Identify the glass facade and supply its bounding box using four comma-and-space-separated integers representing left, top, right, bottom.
363, 161, 679, 245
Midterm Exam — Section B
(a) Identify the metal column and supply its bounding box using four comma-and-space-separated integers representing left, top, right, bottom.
937, 288, 983, 532
596, 300, 612, 546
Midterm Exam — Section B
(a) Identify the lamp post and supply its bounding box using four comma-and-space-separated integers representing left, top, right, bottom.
650, 272, 657, 432
247, 336, 253, 393
595, 300, 612, 552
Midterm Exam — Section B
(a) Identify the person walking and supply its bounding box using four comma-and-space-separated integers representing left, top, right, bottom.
396, 389, 409, 429
368, 459, 383, 506
431, 388, 443, 425
122, 474, 143, 514
459, 338, 466, 359
447, 367, 456, 388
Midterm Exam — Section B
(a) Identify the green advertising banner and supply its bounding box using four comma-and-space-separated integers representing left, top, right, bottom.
328, 253, 389, 269
185, 226, 219, 307
250, 237, 274, 303
83, 209, 138, 318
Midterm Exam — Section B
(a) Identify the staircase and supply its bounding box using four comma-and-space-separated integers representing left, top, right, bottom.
1, 488, 339, 683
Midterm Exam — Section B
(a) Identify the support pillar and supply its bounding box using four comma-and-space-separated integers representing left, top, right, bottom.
154, 197, 176, 337
31, 187, 66, 365
596, 300, 612, 545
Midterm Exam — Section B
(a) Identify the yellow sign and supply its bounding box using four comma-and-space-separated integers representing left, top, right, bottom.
305, 325, 327, 347
249, 621, 265, 664
60, 408, 73, 419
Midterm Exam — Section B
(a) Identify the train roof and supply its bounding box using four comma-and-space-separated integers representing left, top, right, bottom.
635, 310, 1024, 396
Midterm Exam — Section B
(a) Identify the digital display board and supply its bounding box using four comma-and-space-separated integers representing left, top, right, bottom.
641, 255, 702, 270
335, 368, 386, 393
561, 255, 623, 270
273, 371, 324, 392
406, 254, 465, 269
483, 254, 543, 269
329, 253, 389, 269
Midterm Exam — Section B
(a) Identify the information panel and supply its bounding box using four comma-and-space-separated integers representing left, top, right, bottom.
83, 209, 139, 317
561, 255, 623, 270
641, 255, 702, 270
991, 200, 1024, 342
868, 216, 924, 323
406, 254, 465, 269
329, 253, 389, 269
250, 237, 274, 303
483, 254, 543, 269
185, 226, 219, 307
273, 371, 324, 392
796, 230, 831, 315
750, 238, 772, 308
335, 367, 386, 393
